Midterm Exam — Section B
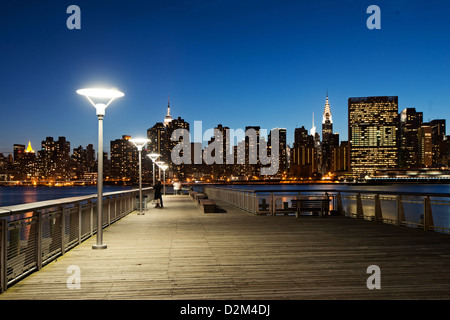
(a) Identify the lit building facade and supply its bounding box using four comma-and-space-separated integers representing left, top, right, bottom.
348, 96, 399, 178
399, 108, 423, 168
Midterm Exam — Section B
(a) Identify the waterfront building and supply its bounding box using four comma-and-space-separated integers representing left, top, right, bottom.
71, 144, 97, 182
310, 113, 321, 175
330, 140, 349, 175
244, 126, 261, 178
430, 119, 446, 165
320, 94, 339, 174
110, 135, 139, 182
37, 137, 71, 181
147, 99, 190, 180
290, 126, 317, 178
322, 94, 333, 142
348, 96, 399, 178
268, 128, 287, 177
399, 108, 423, 168
418, 123, 433, 167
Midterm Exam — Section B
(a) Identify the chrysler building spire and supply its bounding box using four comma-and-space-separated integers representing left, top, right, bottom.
322, 93, 333, 124
321, 93, 333, 143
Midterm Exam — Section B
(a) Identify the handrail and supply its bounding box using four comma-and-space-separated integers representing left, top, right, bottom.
0, 187, 154, 293
0, 187, 153, 217
204, 186, 450, 234
206, 186, 450, 198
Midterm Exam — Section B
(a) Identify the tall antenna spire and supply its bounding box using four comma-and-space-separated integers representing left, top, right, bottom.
311, 112, 316, 136
166, 94, 171, 116
164, 94, 173, 126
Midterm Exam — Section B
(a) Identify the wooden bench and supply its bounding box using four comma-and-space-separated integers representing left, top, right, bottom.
194, 193, 206, 202
291, 198, 330, 218
199, 199, 216, 213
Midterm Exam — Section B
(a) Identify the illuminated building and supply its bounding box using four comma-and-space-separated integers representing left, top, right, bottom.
268, 128, 287, 176
321, 94, 339, 174
290, 126, 317, 178
399, 108, 423, 168
147, 99, 189, 180
348, 96, 399, 178
418, 123, 433, 167
110, 135, 138, 181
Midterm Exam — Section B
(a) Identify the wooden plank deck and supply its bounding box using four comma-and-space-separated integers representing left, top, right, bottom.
1, 194, 450, 300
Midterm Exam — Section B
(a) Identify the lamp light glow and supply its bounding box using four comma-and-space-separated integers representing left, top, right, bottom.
147, 153, 161, 162
130, 138, 150, 151
147, 153, 161, 186
77, 88, 124, 116
76, 88, 124, 99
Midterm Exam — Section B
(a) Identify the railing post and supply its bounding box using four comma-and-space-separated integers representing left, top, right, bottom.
423, 196, 433, 231
337, 192, 343, 215
90, 200, 94, 236
114, 195, 117, 220
36, 210, 42, 271
61, 206, 66, 255
78, 203, 82, 245
356, 193, 363, 218
271, 192, 275, 216
1, 218, 7, 293
397, 195, 405, 226
107, 196, 111, 225
374, 194, 382, 222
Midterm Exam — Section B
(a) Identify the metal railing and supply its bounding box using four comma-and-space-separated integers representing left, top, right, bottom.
0, 187, 153, 293
204, 186, 450, 233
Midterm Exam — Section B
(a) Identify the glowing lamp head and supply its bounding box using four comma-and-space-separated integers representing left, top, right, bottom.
160, 164, 169, 171
129, 138, 150, 151
147, 153, 161, 162
155, 161, 164, 167
77, 88, 124, 116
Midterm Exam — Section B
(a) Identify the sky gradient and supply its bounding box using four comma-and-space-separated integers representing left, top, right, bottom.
0, 0, 449, 155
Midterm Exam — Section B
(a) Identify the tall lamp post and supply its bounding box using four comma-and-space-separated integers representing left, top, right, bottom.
77, 88, 124, 250
147, 153, 161, 185
130, 138, 150, 215
160, 164, 169, 195
155, 161, 164, 181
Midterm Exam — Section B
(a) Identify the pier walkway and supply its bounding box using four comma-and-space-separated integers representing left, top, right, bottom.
1, 195, 450, 300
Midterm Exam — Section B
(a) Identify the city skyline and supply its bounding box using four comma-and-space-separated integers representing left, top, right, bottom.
1, 0, 450, 154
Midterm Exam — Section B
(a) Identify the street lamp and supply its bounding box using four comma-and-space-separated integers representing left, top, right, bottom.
77, 87, 124, 250
155, 161, 164, 181
147, 153, 161, 185
159, 164, 169, 195
130, 138, 150, 215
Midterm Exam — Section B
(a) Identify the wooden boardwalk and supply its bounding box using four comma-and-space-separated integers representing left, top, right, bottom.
1, 194, 450, 300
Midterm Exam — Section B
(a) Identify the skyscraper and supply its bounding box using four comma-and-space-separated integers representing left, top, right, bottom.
164, 95, 173, 127
322, 94, 333, 142
430, 119, 446, 165
399, 108, 423, 168
147, 99, 190, 179
348, 96, 399, 178
110, 135, 138, 181
418, 123, 433, 167
268, 128, 287, 176
321, 94, 339, 174
290, 126, 317, 178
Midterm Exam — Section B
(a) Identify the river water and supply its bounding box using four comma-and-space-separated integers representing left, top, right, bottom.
0, 183, 448, 207
0, 185, 134, 207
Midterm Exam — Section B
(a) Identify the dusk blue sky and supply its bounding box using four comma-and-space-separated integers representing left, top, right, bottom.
0, 0, 449, 155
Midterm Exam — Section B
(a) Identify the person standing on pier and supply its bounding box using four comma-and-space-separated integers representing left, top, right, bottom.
153, 180, 163, 208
